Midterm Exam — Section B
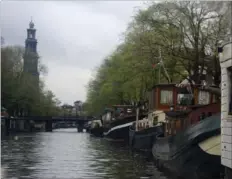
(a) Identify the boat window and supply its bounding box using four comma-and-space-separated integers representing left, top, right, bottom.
160, 90, 173, 104
177, 94, 193, 105
153, 116, 158, 126
198, 91, 210, 105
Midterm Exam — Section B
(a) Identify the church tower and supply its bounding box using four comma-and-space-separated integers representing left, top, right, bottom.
23, 20, 39, 83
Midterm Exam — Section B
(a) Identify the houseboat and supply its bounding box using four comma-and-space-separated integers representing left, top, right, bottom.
152, 84, 222, 179
130, 82, 220, 153
89, 109, 113, 137
101, 107, 114, 131
129, 110, 164, 152
103, 105, 146, 141
219, 40, 232, 179
129, 84, 177, 152
89, 118, 104, 137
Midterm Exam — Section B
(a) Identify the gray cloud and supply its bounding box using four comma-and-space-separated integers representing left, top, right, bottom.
1, 1, 146, 104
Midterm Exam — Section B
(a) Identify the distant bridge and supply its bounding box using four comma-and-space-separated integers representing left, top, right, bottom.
13, 116, 93, 122
1, 115, 93, 135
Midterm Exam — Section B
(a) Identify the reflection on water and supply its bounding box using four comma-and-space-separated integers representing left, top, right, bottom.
1, 128, 170, 179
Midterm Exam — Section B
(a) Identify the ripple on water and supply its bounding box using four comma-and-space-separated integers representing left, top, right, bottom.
2, 129, 170, 179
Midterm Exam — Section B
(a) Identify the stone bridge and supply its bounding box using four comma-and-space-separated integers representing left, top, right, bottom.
1, 116, 93, 136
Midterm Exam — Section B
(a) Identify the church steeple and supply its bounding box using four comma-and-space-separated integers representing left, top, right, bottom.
25, 19, 37, 53
23, 19, 39, 79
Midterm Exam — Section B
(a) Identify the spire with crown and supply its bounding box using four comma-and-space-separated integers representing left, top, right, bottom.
29, 17, 34, 29
25, 17, 37, 53
24, 17, 39, 79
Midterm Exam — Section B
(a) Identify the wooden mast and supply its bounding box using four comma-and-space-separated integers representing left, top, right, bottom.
135, 107, 139, 131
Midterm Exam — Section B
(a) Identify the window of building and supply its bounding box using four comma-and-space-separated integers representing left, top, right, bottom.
198, 90, 210, 105
229, 68, 232, 115
160, 90, 173, 104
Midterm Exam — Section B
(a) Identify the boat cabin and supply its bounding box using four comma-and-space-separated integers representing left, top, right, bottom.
146, 83, 221, 136
136, 110, 166, 131
164, 104, 220, 137
164, 110, 190, 136
91, 119, 103, 128
112, 105, 137, 118
164, 96, 219, 137
101, 105, 142, 128
147, 83, 220, 112
101, 108, 114, 126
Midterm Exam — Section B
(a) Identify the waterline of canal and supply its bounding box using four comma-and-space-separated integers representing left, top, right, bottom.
1, 128, 171, 179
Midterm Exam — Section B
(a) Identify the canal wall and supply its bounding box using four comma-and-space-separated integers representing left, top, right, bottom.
1, 117, 49, 137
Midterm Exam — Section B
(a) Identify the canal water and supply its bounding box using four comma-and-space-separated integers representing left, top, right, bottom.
1, 128, 171, 179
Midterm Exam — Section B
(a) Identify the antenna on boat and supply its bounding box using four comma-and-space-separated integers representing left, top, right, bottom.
135, 104, 140, 131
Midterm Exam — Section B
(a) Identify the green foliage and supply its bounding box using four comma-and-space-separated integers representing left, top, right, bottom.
1, 45, 62, 116
85, 1, 230, 115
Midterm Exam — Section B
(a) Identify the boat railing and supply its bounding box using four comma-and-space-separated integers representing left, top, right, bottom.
188, 103, 220, 124
164, 102, 220, 137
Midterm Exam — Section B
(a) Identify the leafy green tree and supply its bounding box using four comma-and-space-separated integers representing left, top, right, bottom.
1, 45, 62, 116
130, 1, 230, 85
85, 1, 230, 115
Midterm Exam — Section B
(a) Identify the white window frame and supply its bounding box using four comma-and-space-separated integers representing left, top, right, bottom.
160, 90, 173, 104
198, 90, 210, 105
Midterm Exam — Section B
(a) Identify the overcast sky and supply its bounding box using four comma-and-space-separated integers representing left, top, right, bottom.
1, 1, 147, 105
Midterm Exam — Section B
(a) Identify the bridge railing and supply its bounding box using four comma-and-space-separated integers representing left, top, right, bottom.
1, 116, 94, 121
